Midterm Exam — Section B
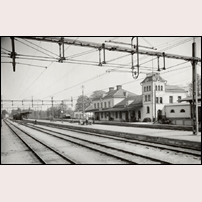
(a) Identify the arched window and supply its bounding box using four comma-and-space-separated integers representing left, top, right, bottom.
147, 106, 150, 114
145, 95, 147, 102
155, 85, 157, 90
170, 109, 175, 113
161, 86, 163, 91
158, 85, 160, 91
180, 109, 185, 113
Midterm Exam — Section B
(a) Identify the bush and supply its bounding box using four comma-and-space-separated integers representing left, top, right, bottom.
143, 117, 151, 122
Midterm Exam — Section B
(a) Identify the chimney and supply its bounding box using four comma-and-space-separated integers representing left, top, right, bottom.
124, 92, 128, 97
109, 87, 114, 92
116, 85, 122, 90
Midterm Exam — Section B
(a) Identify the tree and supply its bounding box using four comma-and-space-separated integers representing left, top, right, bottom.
75, 95, 91, 111
2, 110, 8, 118
188, 74, 201, 96
90, 90, 106, 100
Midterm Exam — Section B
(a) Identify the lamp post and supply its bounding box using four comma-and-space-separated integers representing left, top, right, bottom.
81, 85, 85, 119
61, 110, 63, 123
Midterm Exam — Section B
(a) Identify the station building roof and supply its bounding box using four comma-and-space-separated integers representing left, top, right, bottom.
92, 85, 136, 101
165, 85, 187, 93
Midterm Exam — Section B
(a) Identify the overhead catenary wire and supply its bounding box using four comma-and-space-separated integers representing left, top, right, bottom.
16, 41, 43, 99
22, 38, 59, 57
18, 68, 47, 98
3, 37, 200, 104
15, 38, 57, 59
43, 72, 109, 98
42, 38, 196, 100
1, 47, 11, 53
72, 64, 192, 100
33, 50, 99, 98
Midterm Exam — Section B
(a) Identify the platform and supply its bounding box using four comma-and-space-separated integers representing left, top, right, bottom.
24, 119, 201, 150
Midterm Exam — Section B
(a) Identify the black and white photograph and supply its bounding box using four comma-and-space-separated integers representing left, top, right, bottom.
1, 37, 201, 165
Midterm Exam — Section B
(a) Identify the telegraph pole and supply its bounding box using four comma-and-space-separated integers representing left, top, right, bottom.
81, 85, 85, 119
192, 41, 198, 135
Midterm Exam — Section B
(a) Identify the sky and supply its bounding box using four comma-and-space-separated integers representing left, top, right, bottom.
1, 37, 201, 111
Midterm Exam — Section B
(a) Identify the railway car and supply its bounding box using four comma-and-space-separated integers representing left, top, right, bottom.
13, 113, 23, 120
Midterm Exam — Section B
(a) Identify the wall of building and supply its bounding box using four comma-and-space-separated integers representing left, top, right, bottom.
93, 97, 125, 110
164, 104, 190, 118
141, 78, 188, 122
163, 92, 187, 104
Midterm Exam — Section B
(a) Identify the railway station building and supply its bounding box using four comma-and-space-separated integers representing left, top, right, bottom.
85, 72, 190, 123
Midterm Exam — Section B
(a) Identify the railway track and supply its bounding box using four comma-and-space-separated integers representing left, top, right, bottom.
11, 120, 177, 164
24, 120, 201, 157
7, 120, 201, 164
5, 120, 138, 164
4, 120, 76, 164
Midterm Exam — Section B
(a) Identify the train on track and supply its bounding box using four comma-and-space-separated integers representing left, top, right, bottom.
13, 113, 23, 120
13, 112, 32, 120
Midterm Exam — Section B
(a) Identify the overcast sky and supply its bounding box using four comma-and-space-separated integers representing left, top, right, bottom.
1, 37, 201, 111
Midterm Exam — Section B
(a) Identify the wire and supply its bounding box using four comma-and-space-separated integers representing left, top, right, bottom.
1, 51, 9, 55
33, 50, 98, 97
43, 72, 109, 98
15, 38, 57, 59
64, 37, 79, 52
18, 68, 47, 98
106, 53, 131, 63
1, 47, 11, 52
141, 37, 154, 48
66, 49, 97, 59
23, 38, 58, 57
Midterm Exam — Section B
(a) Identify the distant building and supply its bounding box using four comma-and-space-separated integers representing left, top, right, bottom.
74, 105, 94, 119
86, 72, 189, 123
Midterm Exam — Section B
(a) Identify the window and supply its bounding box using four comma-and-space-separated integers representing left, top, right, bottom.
144, 87, 146, 92
147, 106, 150, 114
120, 112, 122, 119
149, 86, 151, 91
148, 94, 151, 101
145, 95, 147, 102
104, 102, 107, 108
138, 110, 141, 119
160, 97, 163, 104
170, 109, 175, 113
155, 85, 157, 90
158, 85, 160, 91
105, 112, 107, 118
101, 112, 103, 118
101, 103, 103, 109
97, 103, 99, 108
169, 96, 173, 103
108, 101, 111, 108
178, 96, 181, 101
161, 86, 163, 91
116, 112, 118, 118
156, 97, 158, 103
94, 103, 96, 109
180, 109, 185, 113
